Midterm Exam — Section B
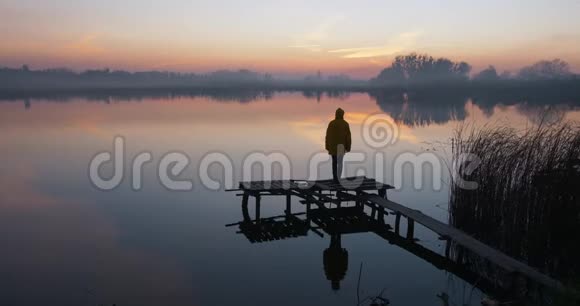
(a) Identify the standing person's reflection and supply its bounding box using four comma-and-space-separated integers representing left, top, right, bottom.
323, 234, 348, 290
325, 108, 351, 182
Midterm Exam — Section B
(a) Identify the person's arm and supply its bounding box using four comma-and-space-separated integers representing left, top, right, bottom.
325, 122, 331, 151
345, 123, 351, 152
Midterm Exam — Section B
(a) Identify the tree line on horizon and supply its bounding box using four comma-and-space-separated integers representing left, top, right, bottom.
0, 53, 578, 90
371, 53, 576, 85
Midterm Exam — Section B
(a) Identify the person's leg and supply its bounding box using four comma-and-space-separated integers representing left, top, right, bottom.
331, 155, 338, 181
336, 154, 344, 180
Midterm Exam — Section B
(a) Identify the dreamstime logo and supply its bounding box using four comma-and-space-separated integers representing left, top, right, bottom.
359, 114, 450, 191
88, 114, 480, 192
362, 113, 399, 148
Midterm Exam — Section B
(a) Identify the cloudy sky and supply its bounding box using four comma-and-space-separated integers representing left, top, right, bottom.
1, 0, 579, 77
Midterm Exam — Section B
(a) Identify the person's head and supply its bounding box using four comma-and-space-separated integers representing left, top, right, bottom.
335, 108, 344, 119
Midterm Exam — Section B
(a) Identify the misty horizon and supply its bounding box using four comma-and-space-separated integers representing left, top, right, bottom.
2, 53, 578, 91
2, 56, 580, 80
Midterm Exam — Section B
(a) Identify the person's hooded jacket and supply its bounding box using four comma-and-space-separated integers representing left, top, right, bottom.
325, 108, 351, 155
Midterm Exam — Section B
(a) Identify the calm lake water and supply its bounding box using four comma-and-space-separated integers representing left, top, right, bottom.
1, 91, 578, 306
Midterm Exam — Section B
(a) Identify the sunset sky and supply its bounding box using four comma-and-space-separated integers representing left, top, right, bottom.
1, 0, 580, 78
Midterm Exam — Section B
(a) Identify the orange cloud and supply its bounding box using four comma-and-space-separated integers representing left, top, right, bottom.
330, 31, 422, 59
64, 33, 105, 56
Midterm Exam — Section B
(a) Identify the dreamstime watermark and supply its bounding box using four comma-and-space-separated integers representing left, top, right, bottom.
88, 114, 480, 191
362, 113, 399, 148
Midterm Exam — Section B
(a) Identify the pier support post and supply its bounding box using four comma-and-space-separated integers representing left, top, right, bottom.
378, 188, 387, 199
355, 191, 362, 209
377, 189, 387, 222
285, 194, 291, 215
406, 218, 415, 240
378, 207, 385, 223
241, 192, 251, 221
371, 204, 377, 219
456, 246, 464, 264
395, 212, 401, 235
242, 192, 249, 207
255, 195, 261, 221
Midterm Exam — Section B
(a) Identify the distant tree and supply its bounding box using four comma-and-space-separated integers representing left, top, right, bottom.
499, 70, 513, 80
473, 65, 499, 81
453, 61, 472, 78
517, 59, 572, 80
371, 66, 405, 85
373, 53, 471, 85
304, 71, 325, 83
327, 74, 351, 83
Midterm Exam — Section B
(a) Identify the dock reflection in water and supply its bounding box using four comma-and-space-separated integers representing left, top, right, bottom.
225, 177, 520, 303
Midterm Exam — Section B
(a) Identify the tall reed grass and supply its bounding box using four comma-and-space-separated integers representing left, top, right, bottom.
450, 120, 580, 283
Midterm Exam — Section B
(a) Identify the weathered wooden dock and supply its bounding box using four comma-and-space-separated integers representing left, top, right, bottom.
226, 176, 569, 295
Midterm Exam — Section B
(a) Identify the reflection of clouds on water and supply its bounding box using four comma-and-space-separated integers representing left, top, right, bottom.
0, 166, 197, 306
514, 104, 568, 125
0, 164, 62, 207
290, 118, 327, 145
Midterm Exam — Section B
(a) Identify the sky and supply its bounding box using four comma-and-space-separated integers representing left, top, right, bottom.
1, 0, 580, 78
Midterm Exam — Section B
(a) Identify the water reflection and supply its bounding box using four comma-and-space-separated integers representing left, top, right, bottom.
0, 88, 579, 306
2, 88, 579, 127
227, 189, 512, 303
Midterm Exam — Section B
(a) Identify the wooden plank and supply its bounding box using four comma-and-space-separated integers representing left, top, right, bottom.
239, 179, 302, 191
315, 179, 394, 191
361, 193, 566, 292
238, 177, 393, 192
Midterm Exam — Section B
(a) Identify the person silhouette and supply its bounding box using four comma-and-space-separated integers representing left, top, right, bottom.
325, 108, 351, 182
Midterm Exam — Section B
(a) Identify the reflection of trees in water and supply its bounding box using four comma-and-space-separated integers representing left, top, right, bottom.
369, 82, 580, 127
2, 84, 580, 125
302, 89, 351, 102
514, 104, 567, 125
450, 123, 580, 287
369, 88, 469, 126
0, 88, 276, 104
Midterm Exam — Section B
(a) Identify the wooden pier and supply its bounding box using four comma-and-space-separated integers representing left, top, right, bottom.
226, 176, 570, 296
